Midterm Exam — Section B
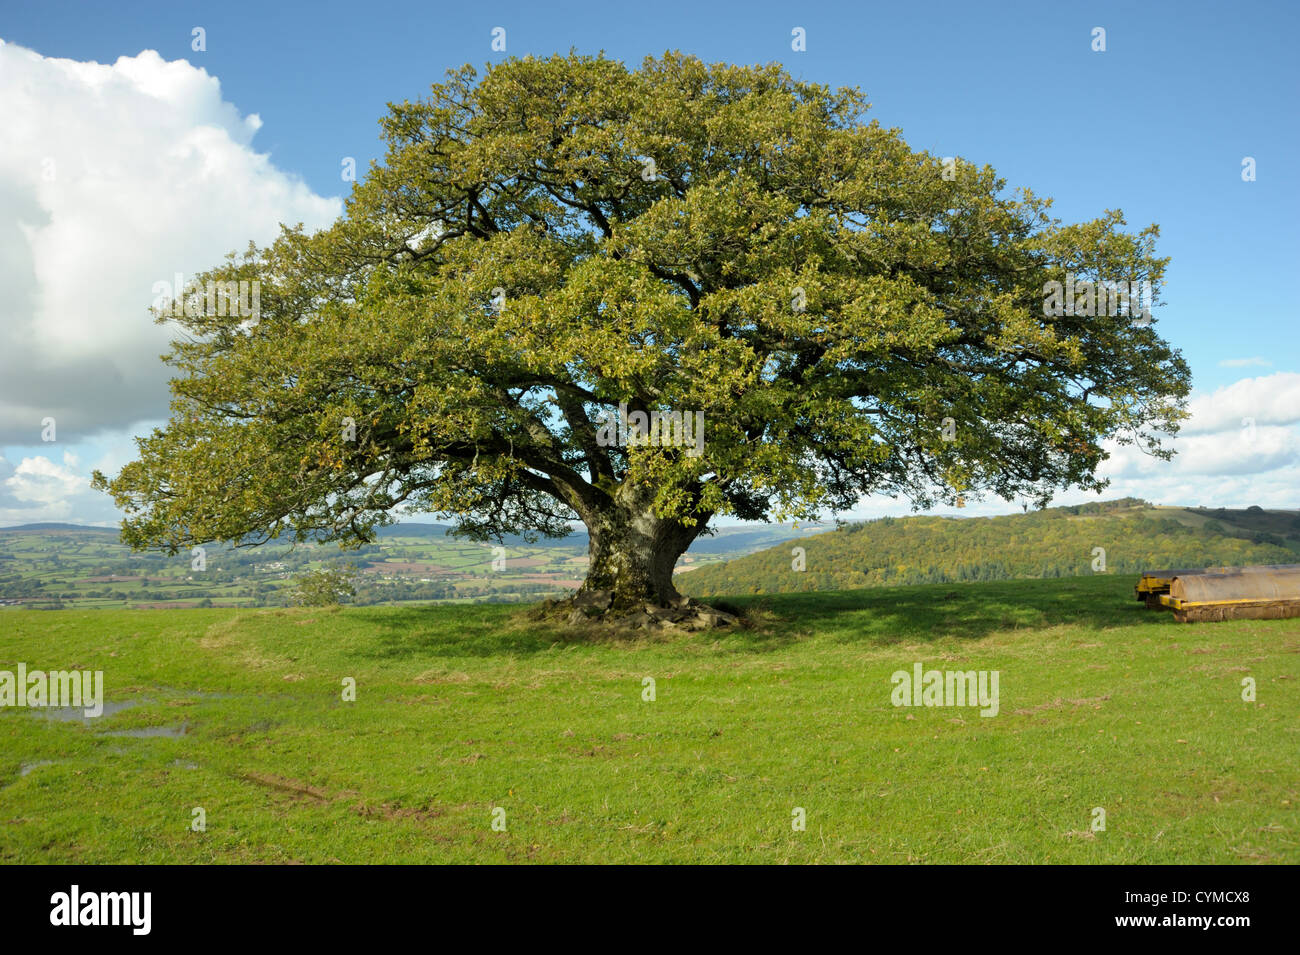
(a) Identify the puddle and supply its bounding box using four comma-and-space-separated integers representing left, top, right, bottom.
170, 759, 199, 769
38, 699, 142, 722
33, 699, 188, 738
36, 689, 228, 725
103, 721, 189, 739
18, 760, 54, 777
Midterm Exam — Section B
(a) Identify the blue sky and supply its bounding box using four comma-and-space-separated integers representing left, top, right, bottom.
0, 0, 1296, 525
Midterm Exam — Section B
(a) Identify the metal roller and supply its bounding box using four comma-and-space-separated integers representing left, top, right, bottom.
1170, 568, 1300, 604
1157, 566, 1300, 622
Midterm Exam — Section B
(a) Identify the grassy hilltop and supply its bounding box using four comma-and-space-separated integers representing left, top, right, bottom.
680, 499, 1300, 597
2, 575, 1296, 864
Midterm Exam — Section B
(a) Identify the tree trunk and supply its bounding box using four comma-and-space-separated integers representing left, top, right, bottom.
558, 502, 737, 630
580, 510, 694, 610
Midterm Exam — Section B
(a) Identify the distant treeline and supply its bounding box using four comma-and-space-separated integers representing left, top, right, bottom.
679, 499, 1300, 597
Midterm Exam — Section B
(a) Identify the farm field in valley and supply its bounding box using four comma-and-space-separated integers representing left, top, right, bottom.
0, 523, 823, 611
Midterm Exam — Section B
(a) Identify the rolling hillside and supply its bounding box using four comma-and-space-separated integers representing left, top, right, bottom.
6, 501, 1297, 609
0, 520, 820, 610
679, 499, 1300, 598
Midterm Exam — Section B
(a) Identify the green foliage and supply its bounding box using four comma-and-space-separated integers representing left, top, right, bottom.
92, 52, 1190, 582
289, 566, 357, 607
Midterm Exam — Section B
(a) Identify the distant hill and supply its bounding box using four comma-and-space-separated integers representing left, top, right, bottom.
374, 522, 585, 548
340, 520, 822, 552
0, 516, 821, 610
678, 498, 1300, 597
372, 523, 457, 539
0, 523, 118, 533
0, 519, 818, 552
687, 523, 829, 554
8, 503, 1296, 609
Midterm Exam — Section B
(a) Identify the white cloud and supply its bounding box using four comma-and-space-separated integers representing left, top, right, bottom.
0, 420, 160, 526
0, 453, 86, 521
0, 42, 341, 445
1100, 425, 1299, 480
1178, 372, 1300, 436
4, 455, 84, 503
851, 372, 1300, 519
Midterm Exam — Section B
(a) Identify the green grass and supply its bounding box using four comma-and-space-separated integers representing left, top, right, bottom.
1, 575, 1296, 863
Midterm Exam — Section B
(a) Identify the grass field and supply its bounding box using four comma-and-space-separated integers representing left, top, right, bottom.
1, 575, 1296, 863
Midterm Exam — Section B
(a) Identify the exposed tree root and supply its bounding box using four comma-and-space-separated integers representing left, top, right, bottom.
527, 589, 745, 633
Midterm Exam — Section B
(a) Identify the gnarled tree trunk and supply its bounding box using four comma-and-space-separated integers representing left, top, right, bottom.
557, 501, 737, 631
581, 511, 695, 608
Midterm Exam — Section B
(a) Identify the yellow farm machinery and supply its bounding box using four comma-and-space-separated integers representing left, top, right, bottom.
1135, 564, 1300, 622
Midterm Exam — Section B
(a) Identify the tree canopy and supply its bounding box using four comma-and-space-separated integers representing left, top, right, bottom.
94, 51, 1191, 623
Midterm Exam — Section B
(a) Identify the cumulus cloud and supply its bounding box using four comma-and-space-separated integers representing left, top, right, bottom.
0, 41, 341, 445
3, 454, 85, 506
1177, 372, 1300, 436
0, 421, 160, 526
854, 373, 1300, 519
0, 452, 91, 523
1064, 372, 1300, 509
1100, 425, 1299, 480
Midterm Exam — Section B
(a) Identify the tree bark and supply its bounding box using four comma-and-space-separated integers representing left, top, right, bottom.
579, 509, 699, 612
537, 493, 741, 631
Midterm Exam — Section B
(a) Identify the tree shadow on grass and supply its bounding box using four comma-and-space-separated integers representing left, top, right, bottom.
344, 578, 1170, 659
718, 577, 1173, 650
346, 604, 593, 659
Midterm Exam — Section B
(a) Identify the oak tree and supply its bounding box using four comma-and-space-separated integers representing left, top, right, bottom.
95, 52, 1191, 627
